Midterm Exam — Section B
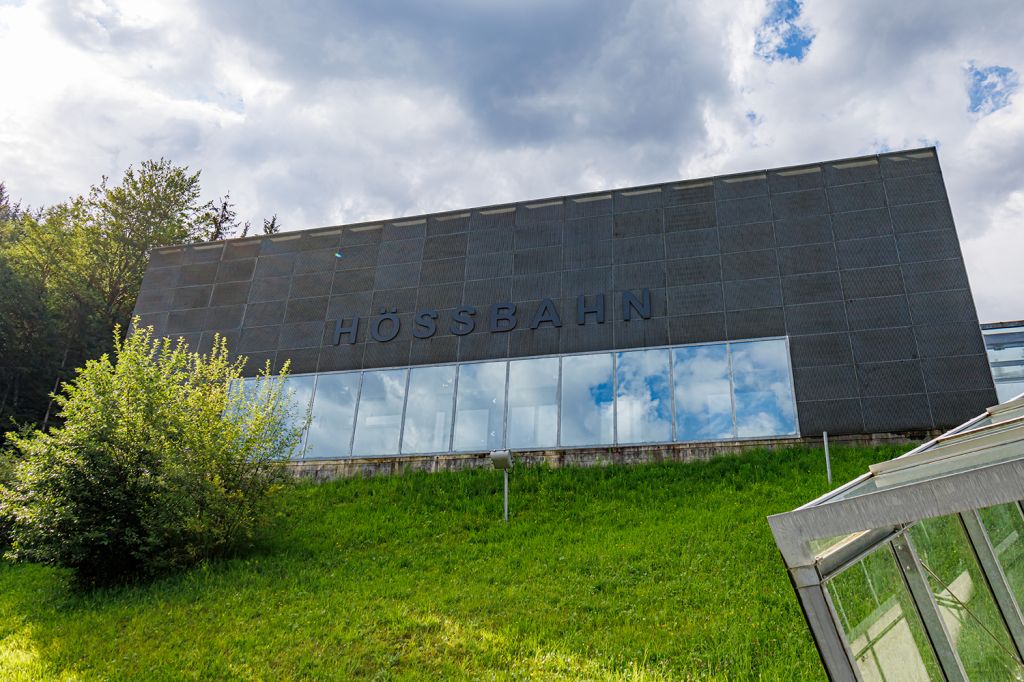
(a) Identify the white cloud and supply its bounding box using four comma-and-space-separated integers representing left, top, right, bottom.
1, 0, 1022, 320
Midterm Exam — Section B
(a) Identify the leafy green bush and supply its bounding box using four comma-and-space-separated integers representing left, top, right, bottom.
0, 324, 304, 585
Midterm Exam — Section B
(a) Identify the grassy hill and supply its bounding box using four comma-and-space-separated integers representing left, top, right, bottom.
0, 444, 908, 680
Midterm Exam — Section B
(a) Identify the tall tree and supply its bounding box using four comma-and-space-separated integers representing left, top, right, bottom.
262, 214, 281, 235
206, 193, 239, 242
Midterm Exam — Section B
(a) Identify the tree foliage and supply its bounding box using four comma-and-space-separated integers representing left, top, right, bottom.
0, 324, 303, 585
0, 162, 277, 429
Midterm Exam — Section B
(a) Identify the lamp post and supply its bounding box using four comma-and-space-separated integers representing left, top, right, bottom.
489, 450, 513, 523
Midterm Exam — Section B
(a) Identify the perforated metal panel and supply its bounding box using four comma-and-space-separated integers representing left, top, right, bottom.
136, 147, 994, 438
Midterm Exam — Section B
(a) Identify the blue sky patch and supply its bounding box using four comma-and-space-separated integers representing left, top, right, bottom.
966, 62, 1018, 115
755, 0, 814, 63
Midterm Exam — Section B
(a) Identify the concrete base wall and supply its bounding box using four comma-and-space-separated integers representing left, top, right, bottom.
287, 432, 937, 482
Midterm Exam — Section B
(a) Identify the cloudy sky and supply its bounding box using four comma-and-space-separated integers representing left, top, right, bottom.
1, 0, 1021, 320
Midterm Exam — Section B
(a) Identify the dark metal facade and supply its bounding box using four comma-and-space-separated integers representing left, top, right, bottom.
133, 147, 996, 436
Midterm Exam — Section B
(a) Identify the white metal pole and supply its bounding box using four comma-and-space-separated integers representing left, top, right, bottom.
503, 469, 509, 523
824, 431, 832, 485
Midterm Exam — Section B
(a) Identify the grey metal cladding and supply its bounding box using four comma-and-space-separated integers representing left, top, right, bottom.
789, 333, 854, 368
794, 365, 859, 400
244, 300, 286, 327
420, 257, 465, 285
778, 243, 837, 276
663, 181, 715, 206
857, 360, 926, 396
884, 174, 947, 205
514, 222, 562, 250
896, 230, 962, 263
915, 322, 986, 358
830, 208, 893, 241
920, 354, 994, 392
890, 201, 955, 234
772, 188, 828, 220
249, 276, 292, 302
666, 255, 720, 287
613, 235, 664, 264
378, 237, 424, 265
846, 295, 912, 331
284, 297, 328, 324
840, 265, 905, 298
464, 276, 512, 306
782, 272, 843, 305
835, 236, 900, 270
881, 152, 940, 177
715, 174, 768, 199
929, 389, 993, 426
289, 272, 332, 300
726, 307, 785, 339
667, 282, 724, 316
466, 251, 514, 280
223, 240, 260, 261
902, 259, 969, 294
719, 222, 774, 253
665, 228, 719, 258
141, 266, 178, 291
796, 398, 864, 434
825, 158, 880, 186
862, 394, 932, 431
374, 262, 421, 290
565, 194, 613, 219
784, 302, 848, 335
716, 195, 772, 226
773, 215, 833, 247
850, 327, 918, 363
428, 213, 471, 235
613, 209, 662, 238
768, 167, 824, 194
828, 181, 887, 213
613, 316, 669, 349
721, 249, 778, 281
467, 228, 513, 255
614, 189, 663, 213
664, 202, 716, 231
332, 268, 374, 294
908, 289, 978, 326
254, 253, 295, 278
724, 278, 782, 311
134, 147, 994, 437
668, 312, 726, 344
517, 201, 563, 225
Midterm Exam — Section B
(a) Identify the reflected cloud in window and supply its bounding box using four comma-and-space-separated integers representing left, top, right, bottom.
507, 357, 558, 449
561, 354, 614, 446
672, 344, 734, 440
730, 339, 797, 437
402, 365, 455, 454
616, 349, 671, 444
351, 369, 407, 456
452, 361, 506, 452
305, 372, 359, 459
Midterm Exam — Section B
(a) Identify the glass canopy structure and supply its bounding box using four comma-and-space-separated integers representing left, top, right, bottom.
769, 393, 1024, 680
255, 336, 798, 459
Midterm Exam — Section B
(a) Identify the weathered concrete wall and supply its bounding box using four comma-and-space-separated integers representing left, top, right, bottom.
287, 431, 935, 482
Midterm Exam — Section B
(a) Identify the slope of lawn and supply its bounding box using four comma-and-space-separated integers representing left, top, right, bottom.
0, 444, 909, 680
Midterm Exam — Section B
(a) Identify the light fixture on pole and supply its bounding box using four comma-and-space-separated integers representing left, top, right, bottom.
489, 450, 513, 523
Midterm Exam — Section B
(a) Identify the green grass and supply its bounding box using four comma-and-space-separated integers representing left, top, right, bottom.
0, 444, 909, 680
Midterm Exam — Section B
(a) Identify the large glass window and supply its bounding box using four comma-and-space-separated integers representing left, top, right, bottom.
284, 375, 316, 455
351, 369, 408, 456
615, 350, 671, 444
401, 365, 456, 454
561, 354, 614, 446
730, 339, 797, 438
826, 546, 942, 681
507, 358, 559, 449
304, 373, 360, 459
909, 515, 1023, 678
452, 361, 507, 452
672, 344, 734, 440
242, 336, 799, 458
